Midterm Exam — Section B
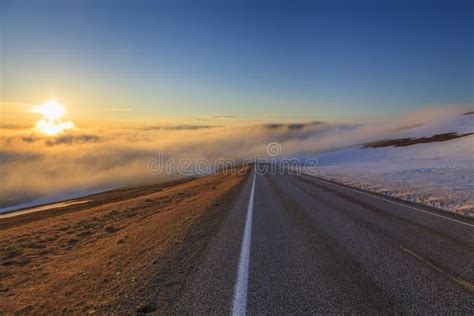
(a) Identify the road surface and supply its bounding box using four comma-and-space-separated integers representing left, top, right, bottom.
178, 170, 474, 314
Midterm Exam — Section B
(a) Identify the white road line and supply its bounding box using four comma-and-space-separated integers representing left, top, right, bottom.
231, 169, 256, 316
301, 173, 474, 228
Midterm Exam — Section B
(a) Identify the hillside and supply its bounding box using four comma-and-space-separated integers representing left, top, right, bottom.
308, 113, 474, 216
0, 168, 250, 314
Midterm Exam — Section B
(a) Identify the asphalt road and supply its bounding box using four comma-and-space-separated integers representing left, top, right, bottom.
178, 170, 474, 314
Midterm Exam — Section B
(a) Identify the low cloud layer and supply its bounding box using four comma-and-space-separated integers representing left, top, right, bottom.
1, 106, 471, 206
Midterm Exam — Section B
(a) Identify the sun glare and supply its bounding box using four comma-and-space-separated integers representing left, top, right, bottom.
33, 100, 65, 121
33, 100, 74, 135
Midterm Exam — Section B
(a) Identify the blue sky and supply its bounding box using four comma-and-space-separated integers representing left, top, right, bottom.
1, 0, 473, 122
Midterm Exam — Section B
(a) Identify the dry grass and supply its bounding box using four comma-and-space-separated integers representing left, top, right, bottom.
0, 168, 250, 314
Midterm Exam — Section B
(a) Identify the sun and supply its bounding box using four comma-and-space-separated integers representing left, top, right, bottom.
33, 100, 65, 121
33, 100, 74, 135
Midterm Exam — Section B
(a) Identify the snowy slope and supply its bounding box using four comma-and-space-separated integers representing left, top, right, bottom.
308, 113, 474, 216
